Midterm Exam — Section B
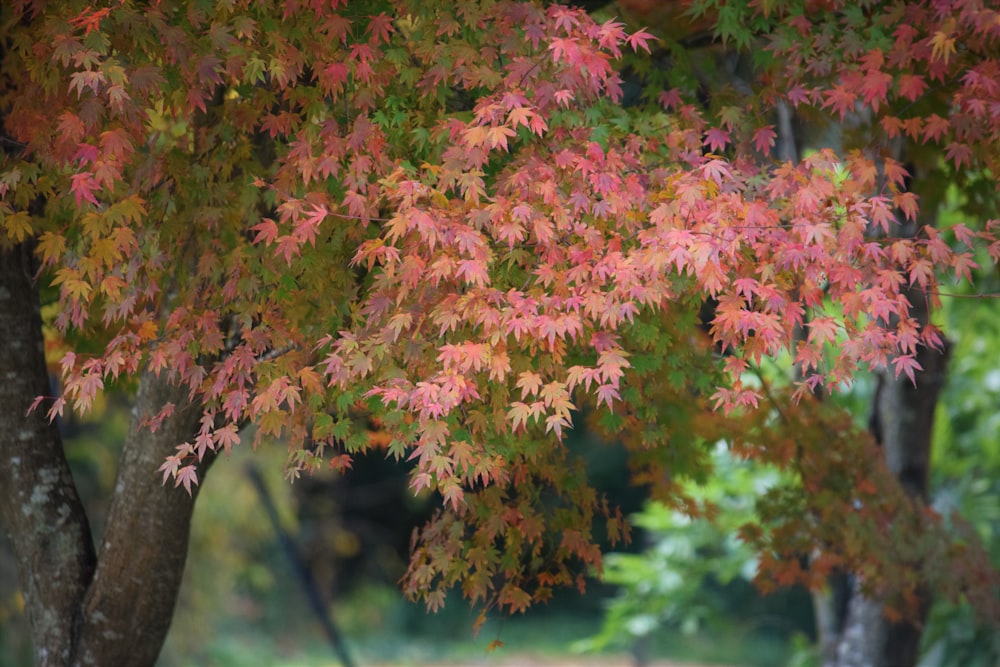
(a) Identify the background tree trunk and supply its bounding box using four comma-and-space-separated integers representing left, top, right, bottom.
818, 166, 949, 666
824, 327, 947, 667
0, 241, 214, 666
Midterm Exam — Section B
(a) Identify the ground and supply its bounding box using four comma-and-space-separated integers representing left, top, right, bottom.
370, 656, 732, 667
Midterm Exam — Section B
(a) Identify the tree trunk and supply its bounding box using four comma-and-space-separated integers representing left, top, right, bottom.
0, 243, 97, 665
824, 332, 946, 667
0, 241, 213, 666
72, 367, 211, 667
818, 166, 949, 666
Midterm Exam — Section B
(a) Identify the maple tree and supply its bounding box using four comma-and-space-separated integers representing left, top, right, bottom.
1, 0, 999, 665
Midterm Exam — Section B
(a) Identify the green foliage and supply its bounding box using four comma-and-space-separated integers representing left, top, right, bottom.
576, 444, 786, 653
918, 278, 1000, 664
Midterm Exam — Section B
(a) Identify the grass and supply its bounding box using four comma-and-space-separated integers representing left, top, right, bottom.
164, 583, 795, 667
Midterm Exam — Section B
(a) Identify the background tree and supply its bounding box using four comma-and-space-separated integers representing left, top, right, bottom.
1, 1, 998, 666
608, 1, 1000, 665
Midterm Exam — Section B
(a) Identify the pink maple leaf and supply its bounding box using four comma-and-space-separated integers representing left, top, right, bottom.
892, 355, 922, 385
704, 128, 730, 152
175, 465, 200, 495
70, 172, 99, 206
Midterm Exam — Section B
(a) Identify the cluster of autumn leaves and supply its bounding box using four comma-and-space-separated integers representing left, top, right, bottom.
1, 0, 999, 616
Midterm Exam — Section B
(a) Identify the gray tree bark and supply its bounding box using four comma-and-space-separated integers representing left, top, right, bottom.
0, 243, 97, 665
818, 163, 948, 667
825, 325, 946, 667
0, 241, 212, 667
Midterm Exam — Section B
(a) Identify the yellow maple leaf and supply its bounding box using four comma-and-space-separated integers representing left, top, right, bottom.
929, 19, 957, 64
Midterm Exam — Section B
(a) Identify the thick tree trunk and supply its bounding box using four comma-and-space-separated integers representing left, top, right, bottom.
0, 242, 212, 666
0, 244, 96, 665
73, 368, 210, 667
